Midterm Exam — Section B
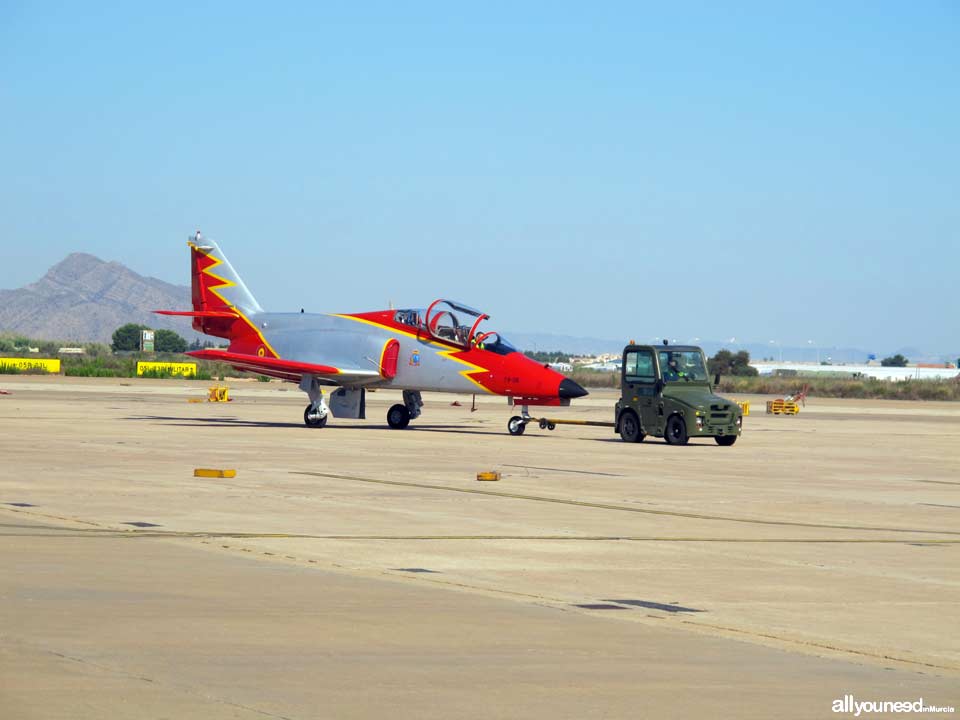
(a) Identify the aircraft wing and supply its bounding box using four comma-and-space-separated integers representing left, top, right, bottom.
186, 349, 382, 386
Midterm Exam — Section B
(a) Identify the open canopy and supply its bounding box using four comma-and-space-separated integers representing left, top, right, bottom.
393, 299, 518, 355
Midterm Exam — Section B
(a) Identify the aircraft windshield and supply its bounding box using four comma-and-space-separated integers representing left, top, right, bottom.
659, 350, 708, 383
473, 331, 517, 356
394, 309, 426, 329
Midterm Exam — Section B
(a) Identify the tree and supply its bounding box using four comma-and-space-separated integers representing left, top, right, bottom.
524, 350, 572, 363
154, 329, 188, 353
880, 354, 909, 367
111, 324, 149, 352
708, 349, 758, 377
188, 338, 215, 351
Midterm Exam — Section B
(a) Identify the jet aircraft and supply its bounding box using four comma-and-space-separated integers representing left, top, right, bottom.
157, 233, 588, 433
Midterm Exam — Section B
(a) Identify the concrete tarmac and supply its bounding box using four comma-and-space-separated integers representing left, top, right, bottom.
1, 376, 958, 718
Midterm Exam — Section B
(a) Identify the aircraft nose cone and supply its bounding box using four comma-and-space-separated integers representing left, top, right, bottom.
559, 378, 589, 399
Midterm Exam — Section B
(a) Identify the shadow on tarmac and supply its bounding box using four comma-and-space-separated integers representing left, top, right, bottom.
124, 415, 723, 444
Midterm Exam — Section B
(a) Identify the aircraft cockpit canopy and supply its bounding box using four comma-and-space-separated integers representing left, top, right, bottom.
394, 299, 518, 355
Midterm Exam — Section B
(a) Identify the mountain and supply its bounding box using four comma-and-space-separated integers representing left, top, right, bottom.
0, 253, 199, 344
503, 331, 626, 356
4, 253, 954, 362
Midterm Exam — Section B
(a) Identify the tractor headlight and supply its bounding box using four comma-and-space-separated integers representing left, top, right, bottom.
696, 415, 704, 430
736, 415, 742, 427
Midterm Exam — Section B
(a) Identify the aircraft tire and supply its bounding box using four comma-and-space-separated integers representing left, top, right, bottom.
387, 404, 411, 429
507, 416, 526, 436
304, 405, 328, 428
618, 410, 644, 443
664, 415, 688, 445
715, 435, 737, 446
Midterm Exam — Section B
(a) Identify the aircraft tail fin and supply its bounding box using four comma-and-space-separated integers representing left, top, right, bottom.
155, 232, 274, 353
188, 232, 263, 317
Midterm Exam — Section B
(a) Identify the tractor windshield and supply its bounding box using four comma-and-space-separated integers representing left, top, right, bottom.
659, 349, 709, 383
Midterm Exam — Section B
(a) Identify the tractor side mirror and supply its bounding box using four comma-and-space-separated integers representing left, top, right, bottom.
714, 372, 721, 386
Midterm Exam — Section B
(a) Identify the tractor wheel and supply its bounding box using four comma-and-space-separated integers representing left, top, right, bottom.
619, 411, 645, 443
665, 415, 688, 446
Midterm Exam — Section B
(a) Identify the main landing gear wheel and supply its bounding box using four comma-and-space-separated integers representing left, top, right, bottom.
387, 403, 411, 429
507, 416, 526, 436
715, 435, 737, 446
619, 410, 645, 443
303, 404, 328, 428
664, 415, 688, 445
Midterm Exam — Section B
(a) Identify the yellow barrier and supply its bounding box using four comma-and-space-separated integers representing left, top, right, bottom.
194, 468, 237, 478
0, 357, 60, 373
736, 400, 750, 416
208, 385, 229, 402
136, 361, 197, 377
766, 399, 800, 415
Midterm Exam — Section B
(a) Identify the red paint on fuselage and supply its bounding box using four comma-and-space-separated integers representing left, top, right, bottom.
344, 310, 570, 401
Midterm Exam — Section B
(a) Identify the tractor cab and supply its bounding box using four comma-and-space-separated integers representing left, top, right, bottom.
616, 342, 742, 445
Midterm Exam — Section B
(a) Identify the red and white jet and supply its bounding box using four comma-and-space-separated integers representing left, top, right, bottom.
157, 233, 587, 434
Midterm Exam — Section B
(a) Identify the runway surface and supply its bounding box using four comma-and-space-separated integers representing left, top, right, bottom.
1, 376, 958, 718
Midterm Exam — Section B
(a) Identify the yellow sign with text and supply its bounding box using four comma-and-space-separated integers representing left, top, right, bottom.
136, 361, 197, 377
0, 357, 61, 373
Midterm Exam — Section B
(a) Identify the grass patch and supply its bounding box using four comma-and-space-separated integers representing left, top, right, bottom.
0, 364, 53, 375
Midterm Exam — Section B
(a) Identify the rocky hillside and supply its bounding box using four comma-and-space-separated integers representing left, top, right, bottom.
0, 253, 198, 343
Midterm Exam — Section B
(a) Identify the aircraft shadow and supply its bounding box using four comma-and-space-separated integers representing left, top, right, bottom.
125, 415, 721, 444
123, 415, 543, 437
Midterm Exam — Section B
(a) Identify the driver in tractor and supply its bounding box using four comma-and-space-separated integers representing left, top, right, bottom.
663, 354, 688, 382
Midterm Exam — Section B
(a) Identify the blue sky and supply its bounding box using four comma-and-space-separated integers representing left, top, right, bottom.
1, 2, 957, 354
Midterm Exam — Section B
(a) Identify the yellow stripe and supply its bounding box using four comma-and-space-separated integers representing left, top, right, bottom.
293, 471, 960, 537
335, 314, 494, 393
435, 347, 494, 394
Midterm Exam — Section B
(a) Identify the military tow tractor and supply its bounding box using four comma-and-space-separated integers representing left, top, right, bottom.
511, 341, 743, 446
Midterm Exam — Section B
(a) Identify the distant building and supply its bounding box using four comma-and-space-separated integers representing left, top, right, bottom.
751, 361, 958, 382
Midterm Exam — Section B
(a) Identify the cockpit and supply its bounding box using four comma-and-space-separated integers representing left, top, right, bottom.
393, 299, 518, 355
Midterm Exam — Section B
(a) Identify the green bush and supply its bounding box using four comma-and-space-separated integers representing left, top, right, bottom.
111, 324, 150, 352
154, 329, 188, 353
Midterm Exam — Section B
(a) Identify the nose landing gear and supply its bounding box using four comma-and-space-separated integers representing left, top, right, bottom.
507, 405, 532, 436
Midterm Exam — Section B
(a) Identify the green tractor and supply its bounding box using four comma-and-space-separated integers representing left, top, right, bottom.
615, 342, 742, 446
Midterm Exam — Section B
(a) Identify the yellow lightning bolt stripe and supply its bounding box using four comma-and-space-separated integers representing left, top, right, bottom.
333, 314, 494, 394
330, 313, 426, 342
189, 241, 279, 358
435, 347, 495, 394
